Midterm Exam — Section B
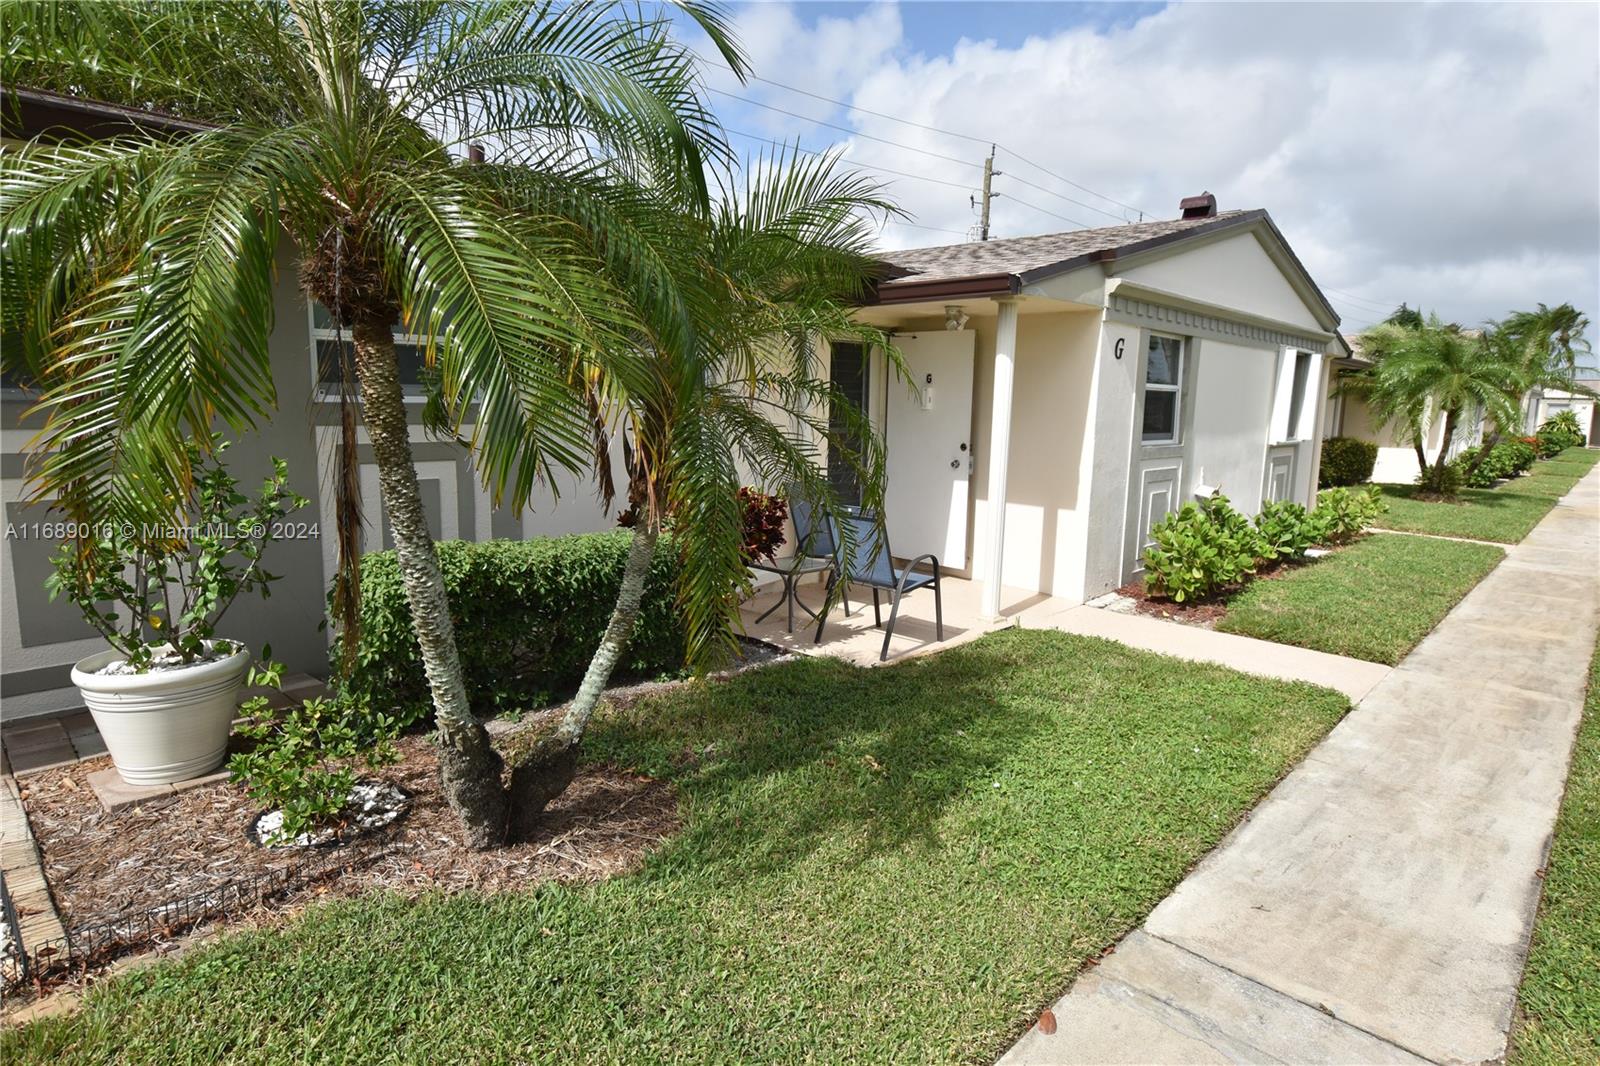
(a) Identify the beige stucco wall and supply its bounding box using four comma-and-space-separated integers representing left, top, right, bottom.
1118, 232, 1324, 333
970, 310, 1101, 601
861, 308, 1100, 603
1188, 339, 1279, 514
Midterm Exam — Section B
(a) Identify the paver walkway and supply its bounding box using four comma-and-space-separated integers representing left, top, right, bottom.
1001, 461, 1600, 1065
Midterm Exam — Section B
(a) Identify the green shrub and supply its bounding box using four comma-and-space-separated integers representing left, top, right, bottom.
230, 659, 401, 845
1254, 499, 1328, 560
1318, 436, 1379, 488
1313, 485, 1387, 543
1415, 458, 1463, 497
1536, 410, 1586, 456
338, 532, 685, 724
1505, 437, 1539, 474
1143, 494, 1267, 603
1453, 445, 1507, 488
1454, 437, 1540, 488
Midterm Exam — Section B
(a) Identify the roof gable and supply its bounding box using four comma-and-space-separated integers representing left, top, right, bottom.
873, 210, 1340, 333
877, 211, 1254, 286
1114, 230, 1326, 333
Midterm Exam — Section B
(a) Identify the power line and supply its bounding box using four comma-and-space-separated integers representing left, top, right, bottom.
1002, 194, 1095, 231
706, 86, 981, 171
693, 53, 1151, 220
994, 147, 1147, 219
1324, 288, 1396, 313
880, 218, 974, 239
998, 170, 1130, 223
722, 128, 975, 240
724, 127, 978, 192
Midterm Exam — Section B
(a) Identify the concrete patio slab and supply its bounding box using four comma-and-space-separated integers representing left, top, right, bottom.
737, 569, 1050, 667
1000, 459, 1600, 1065
739, 568, 1392, 703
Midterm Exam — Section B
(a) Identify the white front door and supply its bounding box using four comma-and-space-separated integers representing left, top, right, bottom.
884, 330, 976, 565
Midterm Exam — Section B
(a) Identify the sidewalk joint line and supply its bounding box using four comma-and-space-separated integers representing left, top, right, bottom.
1142, 932, 1443, 1064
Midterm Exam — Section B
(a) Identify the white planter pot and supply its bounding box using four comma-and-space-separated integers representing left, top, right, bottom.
71, 642, 250, 785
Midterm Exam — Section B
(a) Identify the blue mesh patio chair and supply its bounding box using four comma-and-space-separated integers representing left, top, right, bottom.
817, 511, 943, 661
752, 486, 849, 631
786, 486, 849, 613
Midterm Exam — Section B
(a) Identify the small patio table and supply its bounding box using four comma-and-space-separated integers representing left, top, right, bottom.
748, 555, 834, 633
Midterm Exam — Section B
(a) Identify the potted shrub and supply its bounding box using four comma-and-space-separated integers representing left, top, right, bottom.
49, 440, 307, 785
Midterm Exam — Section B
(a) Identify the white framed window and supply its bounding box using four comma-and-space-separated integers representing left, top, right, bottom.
1141, 333, 1186, 444
1284, 351, 1313, 440
1272, 348, 1323, 443
308, 302, 431, 399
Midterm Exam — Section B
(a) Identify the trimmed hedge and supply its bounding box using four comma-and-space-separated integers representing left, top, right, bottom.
336, 532, 685, 724
1318, 436, 1378, 488
1454, 438, 1538, 488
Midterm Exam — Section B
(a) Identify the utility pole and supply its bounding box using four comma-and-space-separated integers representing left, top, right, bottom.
973, 144, 1000, 241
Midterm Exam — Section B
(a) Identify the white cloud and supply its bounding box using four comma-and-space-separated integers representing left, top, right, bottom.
710, 1, 1600, 330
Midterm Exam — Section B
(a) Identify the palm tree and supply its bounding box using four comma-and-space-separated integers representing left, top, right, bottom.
1497, 303, 1596, 434
1385, 303, 1424, 330
1, 0, 746, 848
1503, 302, 1593, 377
504, 147, 901, 833
1350, 316, 1520, 495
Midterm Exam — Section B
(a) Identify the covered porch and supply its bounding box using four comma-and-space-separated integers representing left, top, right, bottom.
737, 569, 1071, 667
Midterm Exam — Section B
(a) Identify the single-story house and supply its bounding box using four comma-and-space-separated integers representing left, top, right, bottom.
3, 88, 1347, 713
1321, 339, 1487, 485
844, 194, 1348, 618
1524, 379, 1600, 445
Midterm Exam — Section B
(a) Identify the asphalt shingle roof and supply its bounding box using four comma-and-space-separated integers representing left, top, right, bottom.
878, 210, 1253, 285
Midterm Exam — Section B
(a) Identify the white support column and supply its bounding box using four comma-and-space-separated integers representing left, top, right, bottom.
981, 297, 1019, 620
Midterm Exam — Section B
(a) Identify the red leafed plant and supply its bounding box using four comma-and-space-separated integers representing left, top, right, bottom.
738, 486, 788, 564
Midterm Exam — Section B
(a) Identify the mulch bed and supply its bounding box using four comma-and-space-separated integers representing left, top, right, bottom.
1116, 557, 1313, 629
19, 732, 679, 935
18, 638, 795, 941
1116, 580, 1231, 627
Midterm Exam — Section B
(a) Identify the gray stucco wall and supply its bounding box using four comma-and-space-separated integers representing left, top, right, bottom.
2, 241, 617, 720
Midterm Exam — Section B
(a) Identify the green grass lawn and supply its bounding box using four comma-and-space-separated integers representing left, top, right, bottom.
5, 631, 1349, 1064
1373, 447, 1600, 543
1511, 634, 1600, 1065
1217, 533, 1504, 664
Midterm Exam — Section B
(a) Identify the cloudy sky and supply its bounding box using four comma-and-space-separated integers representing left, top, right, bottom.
675, 1, 1600, 344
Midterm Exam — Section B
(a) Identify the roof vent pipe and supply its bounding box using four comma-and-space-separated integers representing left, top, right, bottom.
1179, 192, 1217, 219
467, 143, 485, 164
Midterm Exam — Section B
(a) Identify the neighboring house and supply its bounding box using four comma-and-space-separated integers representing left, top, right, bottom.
843, 193, 1347, 617
1, 89, 616, 720
1322, 334, 1488, 485
1524, 378, 1600, 444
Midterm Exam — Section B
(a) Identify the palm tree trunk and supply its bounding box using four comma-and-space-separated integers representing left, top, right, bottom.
352, 318, 507, 849
1427, 406, 1462, 494
504, 521, 659, 841
558, 521, 660, 746
1464, 429, 1502, 483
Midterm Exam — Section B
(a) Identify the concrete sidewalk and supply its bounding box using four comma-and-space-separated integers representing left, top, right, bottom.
1021, 604, 1393, 703
1001, 462, 1600, 1065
